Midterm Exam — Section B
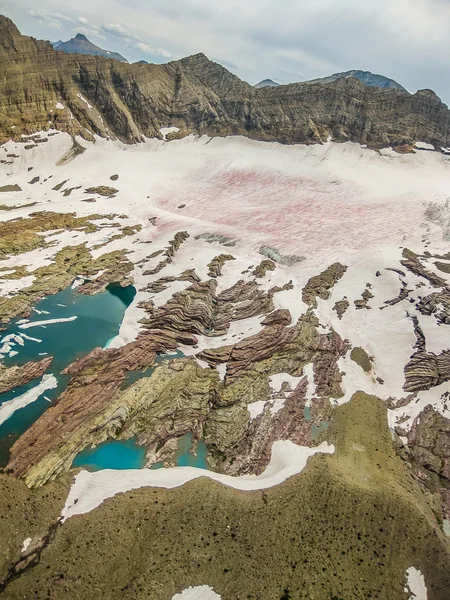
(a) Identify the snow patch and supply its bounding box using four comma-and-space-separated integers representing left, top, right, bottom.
172, 586, 221, 600
160, 126, 180, 140
405, 567, 427, 600
61, 441, 334, 520
415, 141, 434, 151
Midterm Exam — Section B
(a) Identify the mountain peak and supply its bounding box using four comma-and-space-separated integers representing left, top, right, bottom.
255, 79, 280, 89
0, 14, 20, 34
52, 34, 128, 62
304, 69, 406, 92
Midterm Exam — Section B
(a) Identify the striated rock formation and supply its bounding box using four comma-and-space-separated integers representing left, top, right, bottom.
207, 254, 235, 278
7, 298, 347, 486
140, 278, 283, 337
2, 16, 450, 148
0, 357, 52, 395
7, 329, 198, 487
407, 406, 450, 521
416, 290, 450, 325
404, 349, 450, 392
143, 232, 189, 276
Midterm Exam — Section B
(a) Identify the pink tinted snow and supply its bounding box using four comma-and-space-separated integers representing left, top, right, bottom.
153, 165, 423, 257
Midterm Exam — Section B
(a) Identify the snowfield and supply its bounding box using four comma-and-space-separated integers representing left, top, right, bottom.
1, 131, 449, 516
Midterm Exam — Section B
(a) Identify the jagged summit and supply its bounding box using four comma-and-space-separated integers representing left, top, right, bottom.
304, 69, 406, 91
0, 15, 449, 151
0, 14, 19, 35
0, 14, 52, 55
53, 33, 128, 63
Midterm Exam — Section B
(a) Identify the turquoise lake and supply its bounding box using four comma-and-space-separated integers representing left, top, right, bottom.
72, 432, 209, 471
0, 283, 136, 466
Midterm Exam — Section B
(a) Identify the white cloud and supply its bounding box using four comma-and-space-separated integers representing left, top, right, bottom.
134, 41, 171, 58
16, 0, 450, 100
76, 25, 106, 40
101, 23, 134, 39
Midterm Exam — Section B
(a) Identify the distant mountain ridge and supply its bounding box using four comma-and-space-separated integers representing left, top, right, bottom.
255, 79, 280, 89
304, 69, 406, 91
53, 33, 128, 63
0, 15, 449, 152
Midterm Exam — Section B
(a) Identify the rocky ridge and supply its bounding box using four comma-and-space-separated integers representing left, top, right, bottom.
1, 16, 450, 149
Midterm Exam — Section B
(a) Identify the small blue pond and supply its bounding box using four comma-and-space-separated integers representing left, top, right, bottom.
0, 283, 136, 466
72, 438, 147, 471
72, 432, 209, 471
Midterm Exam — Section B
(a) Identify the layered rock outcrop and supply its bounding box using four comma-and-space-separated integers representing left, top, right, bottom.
2, 16, 450, 149
0, 357, 52, 395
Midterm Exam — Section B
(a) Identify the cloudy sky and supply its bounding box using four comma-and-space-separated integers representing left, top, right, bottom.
1, 0, 450, 102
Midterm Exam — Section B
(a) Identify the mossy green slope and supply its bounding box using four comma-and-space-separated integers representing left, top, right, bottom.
2, 393, 449, 599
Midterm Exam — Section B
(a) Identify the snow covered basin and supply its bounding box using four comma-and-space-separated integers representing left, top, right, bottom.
0, 283, 136, 465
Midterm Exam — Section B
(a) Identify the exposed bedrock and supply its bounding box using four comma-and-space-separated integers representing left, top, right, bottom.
416, 290, 450, 325
302, 263, 348, 308
407, 406, 450, 522
207, 254, 235, 278
140, 277, 290, 337
142, 232, 189, 276
2, 16, 450, 150
0, 241, 135, 324
401, 249, 447, 287
7, 309, 347, 486
0, 357, 52, 395
403, 349, 450, 392
6, 329, 197, 487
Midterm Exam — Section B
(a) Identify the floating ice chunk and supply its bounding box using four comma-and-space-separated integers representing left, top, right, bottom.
0, 333, 24, 354
20, 333, 42, 343
0, 374, 58, 426
18, 317, 77, 329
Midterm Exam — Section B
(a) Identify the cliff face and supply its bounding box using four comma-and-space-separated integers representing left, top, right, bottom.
1, 15, 450, 149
